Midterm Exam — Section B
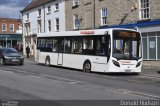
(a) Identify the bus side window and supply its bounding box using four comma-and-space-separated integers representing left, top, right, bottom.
83, 37, 94, 55
96, 36, 106, 56
58, 39, 64, 53
38, 38, 46, 52
64, 38, 71, 53
53, 39, 58, 52
53, 38, 64, 53
46, 38, 53, 52
72, 38, 82, 54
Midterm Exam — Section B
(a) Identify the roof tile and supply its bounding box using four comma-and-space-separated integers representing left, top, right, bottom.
22, 0, 55, 12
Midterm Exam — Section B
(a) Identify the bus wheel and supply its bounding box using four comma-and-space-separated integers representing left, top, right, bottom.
83, 62, 91, 73
45, 57, 50, 67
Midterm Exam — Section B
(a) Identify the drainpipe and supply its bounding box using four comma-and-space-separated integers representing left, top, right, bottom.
43, 4, 45, 33
93, 0, 96, 29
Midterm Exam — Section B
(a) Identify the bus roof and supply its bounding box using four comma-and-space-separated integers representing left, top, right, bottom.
37, 28, 138, 37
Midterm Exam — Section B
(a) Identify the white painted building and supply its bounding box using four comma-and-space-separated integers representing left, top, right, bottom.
21, 0, 65, 58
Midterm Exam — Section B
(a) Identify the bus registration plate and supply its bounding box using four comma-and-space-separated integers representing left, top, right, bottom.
125, 69, 131, 72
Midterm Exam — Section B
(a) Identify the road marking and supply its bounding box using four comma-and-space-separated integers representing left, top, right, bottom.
41, 74, 85, 84
102, 75, 117, 79
1, 67, 26, 73
127, 80, 147, 84
104, 87, 160, 99
139, 75, 160, 80
1, 67, 160, 99
117, 89, 160, 99
0, 67, 85, 85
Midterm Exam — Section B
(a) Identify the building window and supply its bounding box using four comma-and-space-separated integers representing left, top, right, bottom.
25, 23, 30, 36
10, 24, 14, 32
47, 6, 51, 14
27, 13, 29, 20
37, 20, 41, 33
73, 14, 80, 30
38, 9, 41, 17
101, 8, 108, 26
140, 0, 150, 19
73, 0, 79, 6
2, 23, 7, 31
48, 20, 51, 32
55, 18, 59, 31
55, 3, 59, 11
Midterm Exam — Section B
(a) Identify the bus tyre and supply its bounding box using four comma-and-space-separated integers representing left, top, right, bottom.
83, 62, 91, 73
45, 57, 50, 67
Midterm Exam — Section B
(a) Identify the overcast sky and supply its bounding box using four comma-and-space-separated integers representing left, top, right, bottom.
0, 0, 32, 19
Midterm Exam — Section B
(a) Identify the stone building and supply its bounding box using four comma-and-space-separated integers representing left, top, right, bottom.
0, 18, 22, 48
65, 0, 139, 30
65, 0, 160, 60
65, 0, 95, 30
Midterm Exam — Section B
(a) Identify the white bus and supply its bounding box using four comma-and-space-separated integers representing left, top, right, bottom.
36, 28, 142, 73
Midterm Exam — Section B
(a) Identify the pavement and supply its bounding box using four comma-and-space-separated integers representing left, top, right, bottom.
142, 61, 160, 70
142, 60, 160, 78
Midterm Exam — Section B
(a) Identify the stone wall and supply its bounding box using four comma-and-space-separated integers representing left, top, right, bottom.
150, 0, 160, 19
65, 0, 160, 31
65, 0, 95, 30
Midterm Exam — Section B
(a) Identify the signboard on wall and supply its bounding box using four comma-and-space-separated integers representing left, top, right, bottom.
0, 34, 22, 40
149, 41, 156, 49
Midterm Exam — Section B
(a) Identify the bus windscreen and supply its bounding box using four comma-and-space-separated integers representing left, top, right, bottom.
112, 30, 141, 60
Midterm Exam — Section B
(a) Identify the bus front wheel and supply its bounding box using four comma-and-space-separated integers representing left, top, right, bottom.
83, 62, 91, 73
45, 57, 50, 67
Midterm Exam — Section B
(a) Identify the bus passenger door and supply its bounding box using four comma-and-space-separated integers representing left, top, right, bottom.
93, 36, 110, 72
57, 39, 64, 65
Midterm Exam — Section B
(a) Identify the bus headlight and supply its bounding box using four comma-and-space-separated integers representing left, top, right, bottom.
112, 60, 120, 67
136, 61, 142, 67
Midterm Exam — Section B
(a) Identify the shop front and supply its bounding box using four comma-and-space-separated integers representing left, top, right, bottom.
142, 31, 160, 60
0, 34, 22, 48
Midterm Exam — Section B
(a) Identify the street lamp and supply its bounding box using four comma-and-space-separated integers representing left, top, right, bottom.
131, 3, 138, 17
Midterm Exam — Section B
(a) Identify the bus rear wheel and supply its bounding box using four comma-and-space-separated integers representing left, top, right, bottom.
83, 62, 91, 73
45, 57, 50, 67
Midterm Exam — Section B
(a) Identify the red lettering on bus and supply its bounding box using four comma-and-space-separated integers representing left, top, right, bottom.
80, 31, 95, 35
